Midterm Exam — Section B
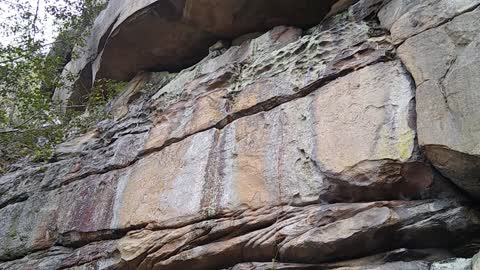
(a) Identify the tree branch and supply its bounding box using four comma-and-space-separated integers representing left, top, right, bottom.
0, 124, 59, 134
30, 0, 42, 39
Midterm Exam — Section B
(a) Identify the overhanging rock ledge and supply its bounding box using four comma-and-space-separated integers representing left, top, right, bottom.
53, 0, 344, 107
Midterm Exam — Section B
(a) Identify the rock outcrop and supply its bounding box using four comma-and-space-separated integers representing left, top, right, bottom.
53, 0, 343, 106
381, 0, 480, 200
1, 0, 480, 269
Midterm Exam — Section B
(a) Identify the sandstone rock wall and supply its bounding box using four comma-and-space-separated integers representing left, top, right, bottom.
1, 0, 480, 269
53, 0, 340, 107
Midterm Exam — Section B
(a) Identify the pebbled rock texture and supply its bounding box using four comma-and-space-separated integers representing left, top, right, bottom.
1, 1, 480, 269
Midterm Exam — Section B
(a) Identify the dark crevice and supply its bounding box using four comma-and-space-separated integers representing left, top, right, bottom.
0, 193, 29, 209
438, 55, 458, 113
421, 144, 480, 202
55, 224, 147, 249
97, 15, 120, 53
428, 161, 478, 204
68, 62, 94, 110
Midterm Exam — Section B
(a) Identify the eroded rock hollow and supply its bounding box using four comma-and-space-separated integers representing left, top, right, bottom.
2, 0, 480, 269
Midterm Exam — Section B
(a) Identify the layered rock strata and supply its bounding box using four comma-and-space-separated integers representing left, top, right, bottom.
1, 0, 480, 269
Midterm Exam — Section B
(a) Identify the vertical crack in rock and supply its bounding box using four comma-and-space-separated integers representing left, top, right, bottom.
199, 130, 225, 215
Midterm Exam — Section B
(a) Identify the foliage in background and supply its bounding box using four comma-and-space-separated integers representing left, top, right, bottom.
67, 79, 127, 135
0, 0, 116, 172
88, 79, 127, 107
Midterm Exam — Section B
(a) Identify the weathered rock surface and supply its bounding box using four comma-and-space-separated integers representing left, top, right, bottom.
53, 0, 351, 106
0, 241, 120, 270
115, 61, 423, 228
121, 200, 480, 270
390, 4, 480, 199
2, 0, 480, 269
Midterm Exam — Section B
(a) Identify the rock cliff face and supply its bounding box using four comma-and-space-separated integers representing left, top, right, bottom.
2, 0, 480, 269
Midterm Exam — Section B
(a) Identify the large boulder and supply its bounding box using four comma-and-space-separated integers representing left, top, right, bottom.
383, 2, 480, 199
53, 0, 344, 107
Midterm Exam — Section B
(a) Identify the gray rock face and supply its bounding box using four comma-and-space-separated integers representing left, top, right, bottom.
391, 4, 480, 199
2, 1, 480, 269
